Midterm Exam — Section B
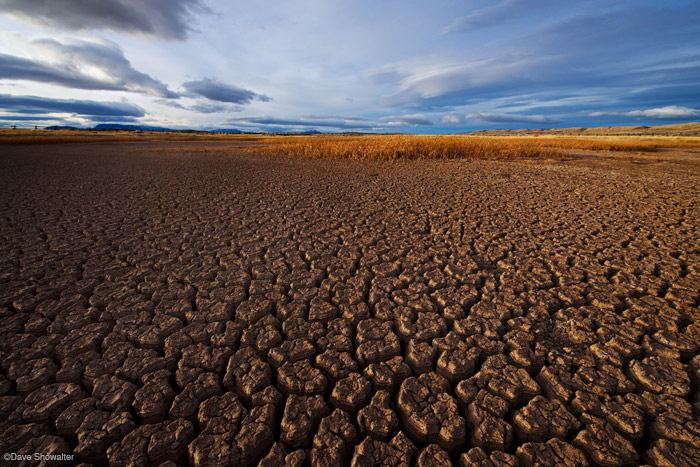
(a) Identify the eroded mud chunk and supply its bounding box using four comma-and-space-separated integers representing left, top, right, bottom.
512, 395, 580, 442
169, 372, 221, 419
416, 444, 451, 467
628, 356, 691, 397
573, 416, 639, 466
224, 348, 272, 400
278, 359, 327, 395
310, 409, 358, 467
459, 447, 519, 467
397, 372, 465, 451
350, 431, 416, 467
358, 390, 399, 440
23, 383, 83, 423
330, 372, 371, 412
280, 394, 329, 449
516, 438, 588, 467
147, 418, 195, 465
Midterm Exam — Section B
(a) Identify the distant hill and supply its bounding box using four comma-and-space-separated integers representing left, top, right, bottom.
209, 128, 243, 133
92, 123, 175, 132
45, 125, 82, 131
42, 124, 247, 133
463, 122, 700, 137
34, 121, 700, 137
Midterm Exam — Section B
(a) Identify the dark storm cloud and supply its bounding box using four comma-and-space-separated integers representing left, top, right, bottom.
182, 78, 271, 104
0, 40, 177, 98
87, 115, 140, 123
0, 115, 56, 121
0, 0, 209, 40
0, 94, 145, 117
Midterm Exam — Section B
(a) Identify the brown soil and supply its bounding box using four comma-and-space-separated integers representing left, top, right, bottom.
1, 141, 699, 466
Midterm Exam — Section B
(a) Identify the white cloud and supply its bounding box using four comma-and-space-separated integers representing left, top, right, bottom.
443, 0, 563, 34
380, 114, 433, 126
590, 105, 700, 120
466, 112, 558, 124
0, 37, 177, 98
442, 111, 463, 124
372, 53, 560, 106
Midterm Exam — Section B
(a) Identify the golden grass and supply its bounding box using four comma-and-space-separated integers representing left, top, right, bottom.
3, 129, 700, 160
0, 129, 269, 144
255, 135, 565, 160
254, 134, 700, 160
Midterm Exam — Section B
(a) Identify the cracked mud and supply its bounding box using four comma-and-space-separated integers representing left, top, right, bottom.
1, 141, 699, 466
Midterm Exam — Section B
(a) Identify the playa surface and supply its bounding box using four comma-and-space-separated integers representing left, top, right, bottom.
1, 141, 699, 465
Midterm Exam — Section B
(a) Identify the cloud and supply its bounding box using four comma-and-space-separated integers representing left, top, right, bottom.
84, 115, 140, 123
0, 39, 177, 98
228, 115, 379, 131
0, 94, 145, 117
374, 1, 700, 115
442, 112, 463, 124
226, 114, 438, 132
626, 106, 700, 119
466, 112, 559, 124
157, 99, 243, 114
188, 102, 243, 114
0, 0, 209, 40
182, 78, 271, 104
0, 115, 57, 121
380, 114, 434, 126
443, 0, 561, 34
590, 106, 700, 120
373, 54, 559, 108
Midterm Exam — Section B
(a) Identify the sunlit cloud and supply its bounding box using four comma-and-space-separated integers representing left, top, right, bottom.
590, 105, 700, 120
0, 38, 177, 97
466, 112, 559, 124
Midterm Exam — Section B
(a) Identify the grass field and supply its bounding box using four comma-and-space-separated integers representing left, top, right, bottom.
2, 126, 700, 161
254, 134, 700, 161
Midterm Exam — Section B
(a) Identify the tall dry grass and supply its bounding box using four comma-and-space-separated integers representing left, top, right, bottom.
256, 135, 565, 160
0, 129, 269, 144
4, 129, 700, 159
256, 134, 700, 160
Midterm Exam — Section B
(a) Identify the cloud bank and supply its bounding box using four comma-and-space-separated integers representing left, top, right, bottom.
0, 94, 145, 117
0, 39, 177, 98
590, 106, 700, 120
380, 114, 433, 126
466, 112, 558, 124
0, 0, 208, 39
182, 78, 271, 104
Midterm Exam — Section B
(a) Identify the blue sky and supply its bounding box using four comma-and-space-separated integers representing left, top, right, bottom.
1, 0, 699, 132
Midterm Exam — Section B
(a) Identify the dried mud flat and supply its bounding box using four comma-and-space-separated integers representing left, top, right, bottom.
0, 141, 699, 467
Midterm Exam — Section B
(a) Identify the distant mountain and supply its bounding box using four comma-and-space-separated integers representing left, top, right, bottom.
209, 128, 243, 133
283, 129, 322, 134
462, 122, 700, 137
45, 125, 82, 130
92, 123, 174, 131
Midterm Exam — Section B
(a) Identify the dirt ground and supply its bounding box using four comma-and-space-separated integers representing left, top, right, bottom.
0, 141, 699, 466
